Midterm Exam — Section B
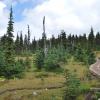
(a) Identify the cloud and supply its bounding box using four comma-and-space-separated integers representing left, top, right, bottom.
0, 1, 8, 36
0, 0, 100, 39
15, 0, 84, 39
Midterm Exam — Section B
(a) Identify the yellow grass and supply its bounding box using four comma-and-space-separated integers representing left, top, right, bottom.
0, 88, 63, 100
0, 53, 100, 100
62, 57, 88, 78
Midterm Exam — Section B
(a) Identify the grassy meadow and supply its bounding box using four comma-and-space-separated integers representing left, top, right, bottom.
0, 51, 99, 100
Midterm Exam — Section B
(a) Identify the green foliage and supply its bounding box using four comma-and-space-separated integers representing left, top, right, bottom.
74, 46, 96, 65
0, 7, 26, 78
11, 60, 25, 78
2, 6, 15, 79
34, 47, 67, 71
74, 45, 85, 62
0, 50, 25, 78
0, 50, 6, 77
95, 32, 100, 50
34, 50, 44, 70
64, 69, 80, 100
60, 30, 66, 49
44, 48, 60, 71
88, 27, 95, 49
19, 32, 24, 53
86, 49, 96, 65
15, 34, 20, 55
95, 92, 100, 98
44, 47, 67, 71
7, 7, 14, 37
25, 57, 31, 71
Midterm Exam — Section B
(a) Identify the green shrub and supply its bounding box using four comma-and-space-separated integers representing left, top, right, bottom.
34, 50, 44, 70
96, 92, 100, 98
34, 48, 67, 71
64, 69, 80, 100
25, 57, 31, 71
79, 86, 90, 94
13, 60, 25, 78
44, 48, 61, 71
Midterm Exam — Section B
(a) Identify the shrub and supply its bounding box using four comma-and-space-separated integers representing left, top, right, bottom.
34, 47, 68, 71
64, 69, 80, 100
13, 60, 25, 78
34, 50, 44, 70
96, 92, 100, 98
0, 50, 6, 77
0, 50, 25, 79
44, 48, 61, 71
25, 57, 31, 71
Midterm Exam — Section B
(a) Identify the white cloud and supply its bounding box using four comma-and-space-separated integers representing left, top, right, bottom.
0, 1, 8, 36
0, 0, 100, 39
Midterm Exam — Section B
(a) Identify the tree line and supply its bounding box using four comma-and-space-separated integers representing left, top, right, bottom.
3, 27, 99, 55
0, 7, 99, 78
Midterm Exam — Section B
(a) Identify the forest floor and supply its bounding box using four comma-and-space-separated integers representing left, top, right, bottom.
0, 52, 99, 100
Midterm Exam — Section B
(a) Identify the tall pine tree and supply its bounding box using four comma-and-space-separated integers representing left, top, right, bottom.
4, 6, 15, 78
61, 30, 67, 49
88, 27, 95, 49
19, 31, 24, 53
15, 33, 20, 55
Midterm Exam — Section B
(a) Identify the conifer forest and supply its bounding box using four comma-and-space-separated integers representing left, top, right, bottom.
0, 5, 100, 100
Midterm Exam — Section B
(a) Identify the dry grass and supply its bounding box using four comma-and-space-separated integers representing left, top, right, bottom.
95, 51, 100, 58
0, 72, 64, 90
0, 52, 100, 100
62, 57, 88, 78
0, 72, 65, 100
0, 88, 63, 100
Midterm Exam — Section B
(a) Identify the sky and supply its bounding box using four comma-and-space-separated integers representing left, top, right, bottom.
0, 0, 100, 39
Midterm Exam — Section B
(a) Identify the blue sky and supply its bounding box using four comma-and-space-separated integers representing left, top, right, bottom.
13, 1, 33, 21
6, 0, 45, 21
0, 0, 100, 39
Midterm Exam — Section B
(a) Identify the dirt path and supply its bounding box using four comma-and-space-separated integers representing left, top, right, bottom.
0, 84, 64, 95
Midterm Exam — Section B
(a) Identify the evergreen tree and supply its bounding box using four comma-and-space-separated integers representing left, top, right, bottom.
34, 50, 44, 70
24, 34, 28, 52
86, 49, 96, 65
95, 32, 100, 50
4, 6, 15, 78
64, 69, 80, 100
88, 27, 95, 49
57, 34, 61, 48
67, 34, 73, 53
74, 45, 85, 62
0, 34, 7, 49
61, 30, 66, 49
51, 35, 55, 48
82, 33, 87, 49
15, 33, 20, 55
68, 34, 72, 45
74, 35, 78, 45
7, 7, 14, 38
19, 31, 24, 53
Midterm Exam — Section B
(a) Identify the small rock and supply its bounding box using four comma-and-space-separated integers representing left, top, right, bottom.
45, 88, 48, 91
33, 91, 37, 96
